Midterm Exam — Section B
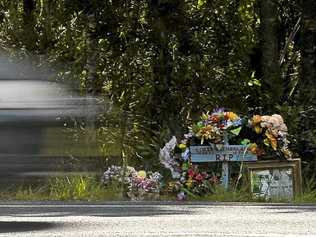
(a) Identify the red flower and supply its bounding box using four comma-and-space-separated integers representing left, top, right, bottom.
187, 168, 195, 178
195, 173, 203, 182
211, 115, 219, 123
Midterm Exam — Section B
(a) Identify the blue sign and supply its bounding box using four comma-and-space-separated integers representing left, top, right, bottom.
190, 145, 257, 162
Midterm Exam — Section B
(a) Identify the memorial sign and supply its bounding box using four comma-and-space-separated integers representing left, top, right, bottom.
190, 145, 257, 162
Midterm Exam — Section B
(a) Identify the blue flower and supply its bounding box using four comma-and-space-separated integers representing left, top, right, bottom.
181, 148, 190, 161
232, 118, 243, 126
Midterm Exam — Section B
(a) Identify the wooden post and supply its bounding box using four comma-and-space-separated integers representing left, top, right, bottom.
222, 132, 229, 189
222, 161, 229, 189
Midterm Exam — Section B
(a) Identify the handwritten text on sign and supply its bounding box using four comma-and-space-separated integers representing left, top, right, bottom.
190, 145, 257, 162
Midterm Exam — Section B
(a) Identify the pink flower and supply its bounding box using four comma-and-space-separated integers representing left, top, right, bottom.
195, 173, 203, 182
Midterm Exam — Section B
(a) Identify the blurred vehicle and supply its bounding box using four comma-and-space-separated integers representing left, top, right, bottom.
0, 79, 103, 182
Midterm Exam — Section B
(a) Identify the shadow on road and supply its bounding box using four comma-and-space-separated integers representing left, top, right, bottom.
0, 205, 193, 218
0, 221, 58, 233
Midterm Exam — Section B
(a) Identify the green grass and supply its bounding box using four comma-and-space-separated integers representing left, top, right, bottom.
1, 176, 316, 203
294, 177, 316, 204
48, 175, 124, 201
0, 175, 125, 201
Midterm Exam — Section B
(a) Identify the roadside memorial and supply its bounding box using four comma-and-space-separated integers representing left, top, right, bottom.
101, 108, 301, 201
159, 108, 299, 200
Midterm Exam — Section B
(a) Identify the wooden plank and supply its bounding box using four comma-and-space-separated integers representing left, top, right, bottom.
190, 145, 257, 162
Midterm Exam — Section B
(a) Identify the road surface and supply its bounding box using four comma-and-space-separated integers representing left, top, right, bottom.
0, 202, 316, 236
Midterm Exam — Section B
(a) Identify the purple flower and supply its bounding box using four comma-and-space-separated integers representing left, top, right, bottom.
177, 191, 186, 201
212, 107, 225, 114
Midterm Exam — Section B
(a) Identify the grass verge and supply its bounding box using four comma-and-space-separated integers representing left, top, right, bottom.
1, 176, 316, 203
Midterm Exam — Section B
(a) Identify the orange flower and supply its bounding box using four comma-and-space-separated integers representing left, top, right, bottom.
225, 112, 239, 121
252, 115, 262, 124
265, 131, 277, 150
248, 143, 258, 154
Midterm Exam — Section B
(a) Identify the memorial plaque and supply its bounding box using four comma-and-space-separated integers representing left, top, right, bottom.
247, 159, 302, 200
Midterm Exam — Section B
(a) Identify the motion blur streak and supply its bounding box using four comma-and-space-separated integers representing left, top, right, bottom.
0, 56, 104, 182
0, 80, 101, 122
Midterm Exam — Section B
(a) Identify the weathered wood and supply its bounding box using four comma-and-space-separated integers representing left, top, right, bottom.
222, 162, 229, 189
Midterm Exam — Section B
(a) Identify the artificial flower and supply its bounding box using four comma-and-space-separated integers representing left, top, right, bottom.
252, 115, 262, 124
177, 191, 186, 201
181, 148, 190, 161
265, 131, 277, 150
195, 173, 203, 182
196, 125, 215, 144
187, 168, 195, 178
248, 143, 258, 154
211, 115, 220, 123
225, 112, 239, 121
254, 125, 262, 134
186, 178, 193, 188
178, 143, 187, 150
137, 170, 147, 178
201, 112, 209, 121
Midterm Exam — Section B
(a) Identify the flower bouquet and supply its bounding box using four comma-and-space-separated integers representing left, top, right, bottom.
247, 114, 292, 159
190, 108, 244, 145
102, 165, 162, 201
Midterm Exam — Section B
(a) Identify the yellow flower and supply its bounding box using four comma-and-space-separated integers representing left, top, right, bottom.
137, 170, 147, 178
186, 178, 193, 188
201, 112, 209, 121
248, 143, 258, 154
178, 143, 187, 150
226, 112, 239, 121
196, 125, 216, 144
254, 125, 262, 134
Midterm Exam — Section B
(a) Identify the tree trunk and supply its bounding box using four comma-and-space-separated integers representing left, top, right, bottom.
84, 12, 99, 156
85, 13, 99, 96
149, 0, 185, 137
298, 0, 316, 160
300, 0, 316, 106
258, 0, 282, 110
23, 0, 37, 51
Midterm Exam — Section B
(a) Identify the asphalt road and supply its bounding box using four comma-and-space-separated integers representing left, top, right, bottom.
0, 202, 316, 237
